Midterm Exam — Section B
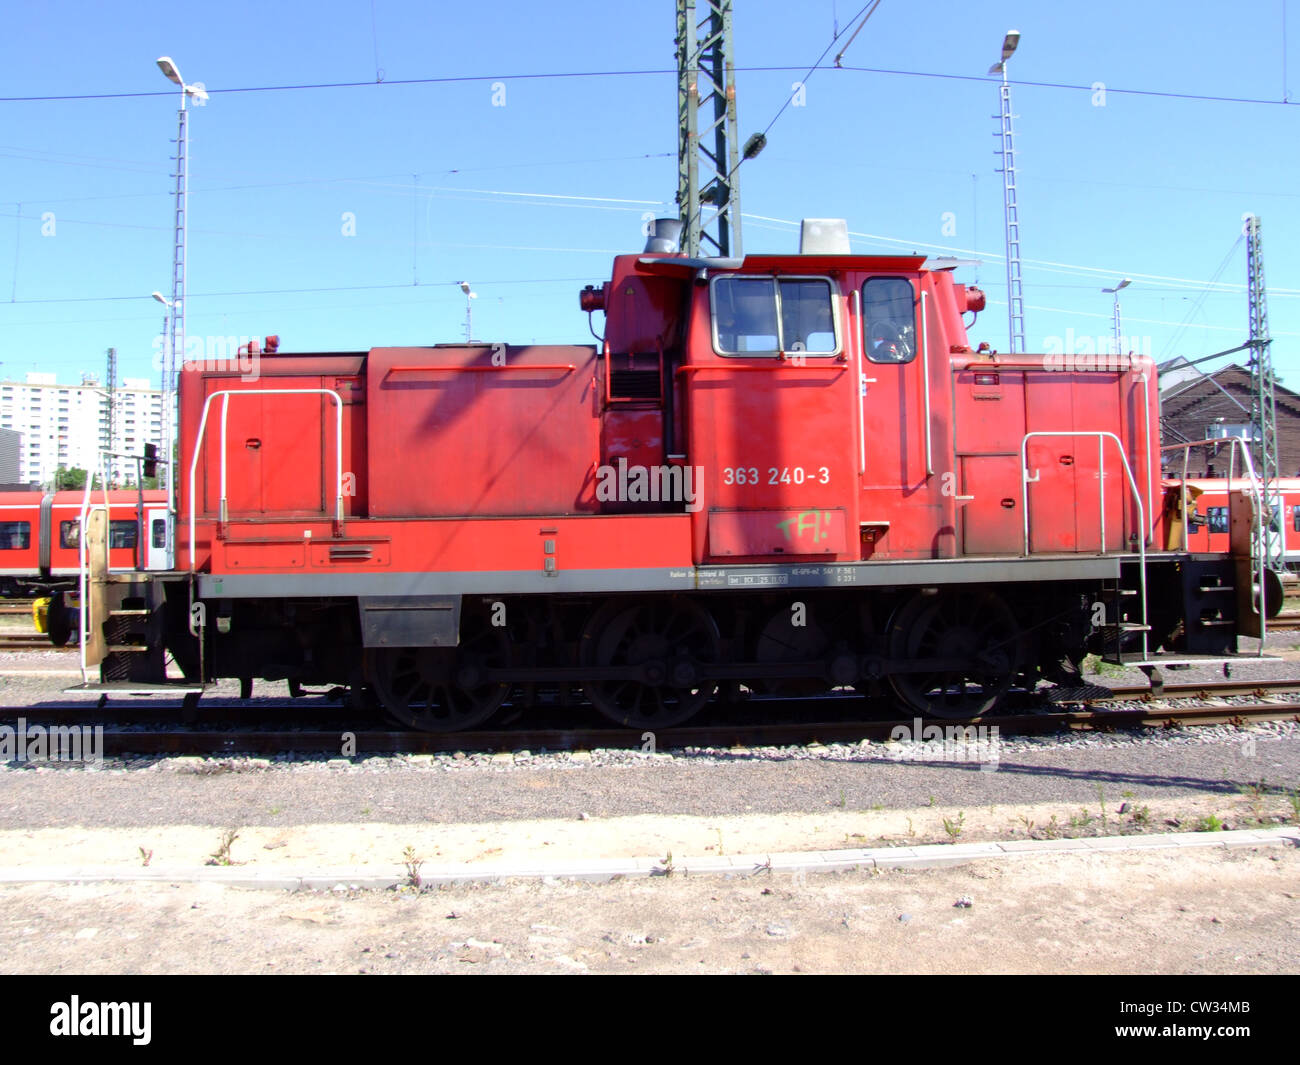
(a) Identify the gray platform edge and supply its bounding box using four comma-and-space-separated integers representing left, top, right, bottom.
2, 826, 1295, 891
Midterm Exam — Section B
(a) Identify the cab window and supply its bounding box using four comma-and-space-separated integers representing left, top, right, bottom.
862, 277, 917, 364
60, 520, 81, 549
1206, 507, 1229, 535
712, 276, 836, 356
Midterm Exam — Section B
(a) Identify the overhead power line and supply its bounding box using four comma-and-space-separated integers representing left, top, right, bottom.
0, 65, 1293, 109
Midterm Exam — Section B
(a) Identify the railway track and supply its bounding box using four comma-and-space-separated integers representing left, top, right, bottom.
0, 633, 69, 650
1, 683, 1296, 757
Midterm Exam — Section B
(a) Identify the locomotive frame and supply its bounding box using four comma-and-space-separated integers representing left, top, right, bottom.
66, 222, 1280, 729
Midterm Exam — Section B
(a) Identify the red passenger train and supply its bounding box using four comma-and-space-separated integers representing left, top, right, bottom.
1170, 478, 1300, 565
72, 220, 1278, 728
0, 489, 167, 644
0, 489, 168, 597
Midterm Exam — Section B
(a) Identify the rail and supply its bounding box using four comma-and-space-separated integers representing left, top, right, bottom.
851, 290, 868, 475
1162, 437, 1269, 650
187, 388, 345, 575
674, 363, 846, 375
920, 290, 933, 476
1021, 430, 1148, 660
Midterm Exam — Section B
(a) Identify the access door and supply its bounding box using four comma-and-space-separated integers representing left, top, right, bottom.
145, 506, 170, 570
857, 277, 942, 557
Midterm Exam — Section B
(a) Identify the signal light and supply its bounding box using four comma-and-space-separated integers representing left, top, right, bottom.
142, 443, 158, 479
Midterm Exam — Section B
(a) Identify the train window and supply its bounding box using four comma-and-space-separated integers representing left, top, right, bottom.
1294, 506, 1300, 534
0, 522, 30, 550
109, 520, 138, 550
1206, 507, 1229, 535
862, 277, 917, 364
778, 280, 836, 354
152, 518, 167, 549
711, 276, 837, 356
60, 520, 80, 549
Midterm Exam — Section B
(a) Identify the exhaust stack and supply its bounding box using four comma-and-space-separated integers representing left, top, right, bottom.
643, 218, 684, 254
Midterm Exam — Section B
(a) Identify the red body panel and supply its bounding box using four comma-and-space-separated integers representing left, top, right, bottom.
366, 345, 600, 518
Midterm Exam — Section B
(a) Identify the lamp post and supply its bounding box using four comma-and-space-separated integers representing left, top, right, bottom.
156, 57, 206, 565
151, 291, 172, 490
1102, 278, 1131, 355
989, 30, 1024, 353
459, 281, 477, 344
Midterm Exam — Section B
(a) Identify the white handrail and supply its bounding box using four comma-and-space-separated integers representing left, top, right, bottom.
1021, 430, 1148, 660
851, 290, 867, 476
187, 388, 345, 574
920, 290, 932, 477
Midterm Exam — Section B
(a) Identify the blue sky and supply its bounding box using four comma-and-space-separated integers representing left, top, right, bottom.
1, 0, 1298, 388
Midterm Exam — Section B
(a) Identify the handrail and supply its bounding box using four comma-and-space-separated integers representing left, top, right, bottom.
187, 388, 345, 575
920, 290, 933, 476
851, 290, 868, 476
1021, 430, 1148, 660
1161, 437, 1269, 652
675, 363, 846, 375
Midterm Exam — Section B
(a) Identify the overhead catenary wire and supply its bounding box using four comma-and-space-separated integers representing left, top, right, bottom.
2, 61, 1294, 109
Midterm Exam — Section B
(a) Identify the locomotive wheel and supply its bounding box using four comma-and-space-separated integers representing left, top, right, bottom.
753, 603, 830, 695
580, 598, 720, 729
887, 590, 1022, 719
369, 615, 510, 732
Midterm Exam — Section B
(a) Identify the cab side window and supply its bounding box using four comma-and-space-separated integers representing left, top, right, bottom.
712, 276, 837, 356
863, 278, 917, 364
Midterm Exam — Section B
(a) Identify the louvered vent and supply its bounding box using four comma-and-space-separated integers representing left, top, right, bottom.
610, 369, 661, 401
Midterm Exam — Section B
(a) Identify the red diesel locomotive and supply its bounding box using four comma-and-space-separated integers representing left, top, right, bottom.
75, 220, 1275, 729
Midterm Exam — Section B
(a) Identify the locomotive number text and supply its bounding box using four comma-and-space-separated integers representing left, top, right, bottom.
722, 466, 831, 486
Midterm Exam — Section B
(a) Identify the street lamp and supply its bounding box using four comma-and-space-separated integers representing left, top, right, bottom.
157, 57, 206, 567
987, 30, 1020, 75
989, 30, 1025, 354
459, 281, 477, 344
1102, 278, 1131, 355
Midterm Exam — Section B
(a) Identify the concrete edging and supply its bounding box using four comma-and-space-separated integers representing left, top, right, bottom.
0, 826, 1295, 890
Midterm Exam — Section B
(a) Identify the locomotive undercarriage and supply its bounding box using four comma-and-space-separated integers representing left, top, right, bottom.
158, 580, 1146, 731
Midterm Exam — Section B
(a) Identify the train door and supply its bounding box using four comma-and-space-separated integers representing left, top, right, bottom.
857, 276, 937, 557
145, 506, 169, 570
